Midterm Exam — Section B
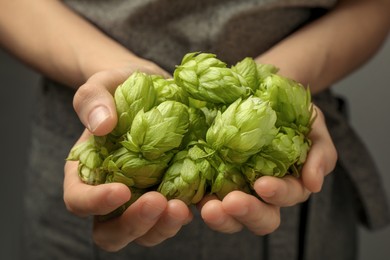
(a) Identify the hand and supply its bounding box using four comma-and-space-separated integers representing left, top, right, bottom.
64, 61, 192, 252
198, 105, 337, 235
72, 58, 170, 136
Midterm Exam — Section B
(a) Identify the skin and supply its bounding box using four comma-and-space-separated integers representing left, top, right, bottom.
1, 0, 389, 252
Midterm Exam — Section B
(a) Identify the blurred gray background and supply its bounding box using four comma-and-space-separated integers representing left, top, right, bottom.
0, 37, 389, 259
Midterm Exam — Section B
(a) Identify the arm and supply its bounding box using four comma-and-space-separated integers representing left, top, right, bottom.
257, 0, 390, 94
0, 0, 167, 88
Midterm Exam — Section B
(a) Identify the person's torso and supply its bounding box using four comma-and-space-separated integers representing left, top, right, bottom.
63, 0, 337, 71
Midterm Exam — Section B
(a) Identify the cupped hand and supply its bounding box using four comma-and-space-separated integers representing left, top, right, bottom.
64, 60, 192, 251
199, 105, 337, 235
64, 149, 192, 251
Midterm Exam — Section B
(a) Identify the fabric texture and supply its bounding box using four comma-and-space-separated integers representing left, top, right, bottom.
64, 0, 337, 69
21, 0, 390, 259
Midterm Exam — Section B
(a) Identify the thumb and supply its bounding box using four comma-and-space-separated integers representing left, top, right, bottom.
73, 69, 130, 136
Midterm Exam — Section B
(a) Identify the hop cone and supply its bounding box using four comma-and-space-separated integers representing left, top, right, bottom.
174, 52, 250, 104
67, 135, 109, 185
256, 74, 313, 135
180, 107, 209, 147
152, 75, 189, 105
256, 63, 279, 83
111, 72, 157, 137
242, 127, 311, 185
103, 147, 173, 189
211, 162, 251, 200
158, 144, 216, 205
231, 57, 259, 92
121, 100, 189, 160
206, 96, 278, 164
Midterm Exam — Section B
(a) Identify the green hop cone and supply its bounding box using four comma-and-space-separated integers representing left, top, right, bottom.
242, 127, 311, 186
158, 144, 216, 205
152, 75, 189, 105
256, 74, 313, 135
174, 52, 250, 104
180, 107, 209, 148
256, 63, 279, 83
111, 72, 157, 137
211, 162, 251, 200
67, 135, 109, 185
231, 57, 259, 92
103, 147, 173, 189
206, 96, 278, 164
121, 100, 189, 160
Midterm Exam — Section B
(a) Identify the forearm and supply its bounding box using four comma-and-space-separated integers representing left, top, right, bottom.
256, 0, 390, 94
0, 0, 137, 88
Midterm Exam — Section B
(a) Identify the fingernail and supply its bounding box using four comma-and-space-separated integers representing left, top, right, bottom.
88, 106, 110, 132
260, 190, 275, 198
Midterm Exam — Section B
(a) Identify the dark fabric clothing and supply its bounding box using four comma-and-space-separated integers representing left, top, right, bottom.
63, 0, 337, 70
21, 0, 390, 259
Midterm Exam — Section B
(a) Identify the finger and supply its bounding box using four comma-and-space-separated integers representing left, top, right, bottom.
63, 159, 131, 217
92, 192, 167, 252
221, 191, 280, 235
73, 62, 170, 136
135, 199, 193, 247
254, 175, 311, 207
302, 106, 338, 192
73, 69, 130, 136
199, 195, 244, 234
